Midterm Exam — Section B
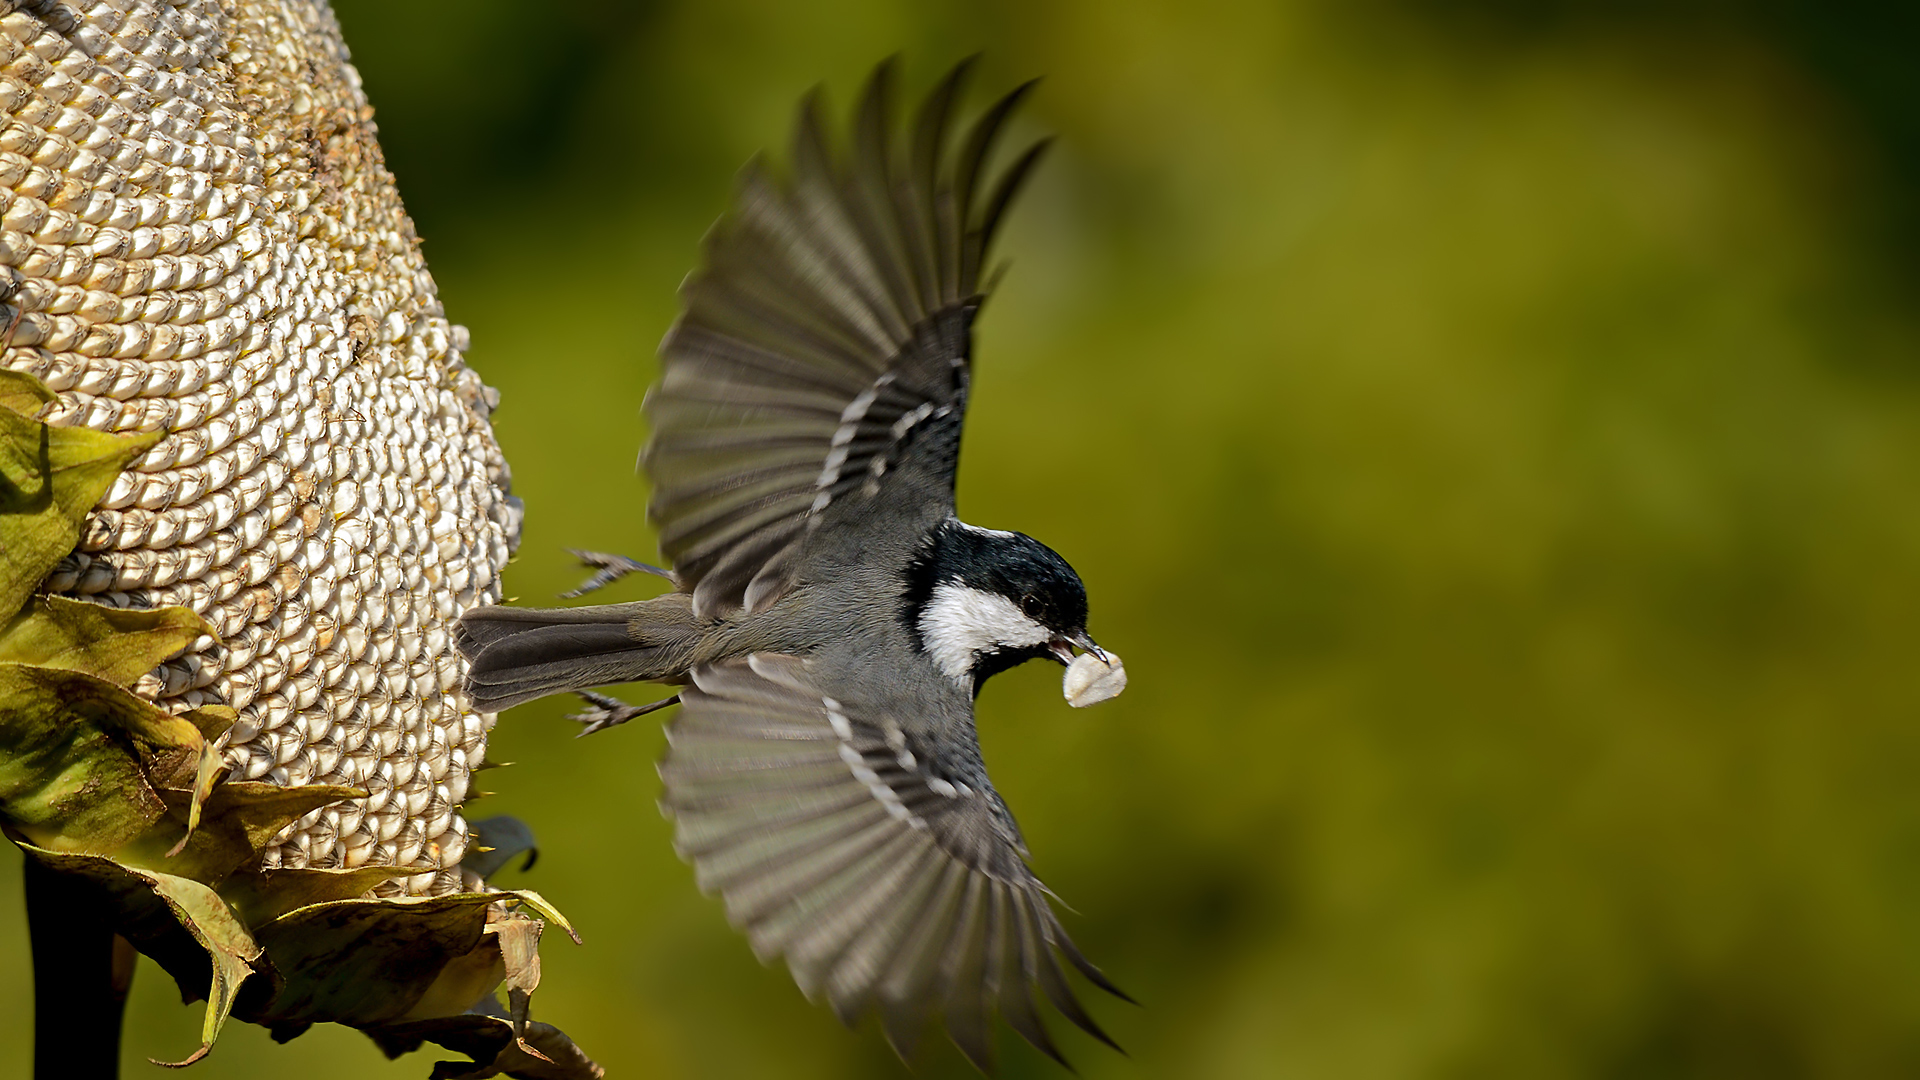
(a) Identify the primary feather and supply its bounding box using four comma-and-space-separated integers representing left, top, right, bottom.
645, 57, 1048, 620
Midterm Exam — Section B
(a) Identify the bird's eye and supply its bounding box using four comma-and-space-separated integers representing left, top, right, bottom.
1020, 593, 1043, 619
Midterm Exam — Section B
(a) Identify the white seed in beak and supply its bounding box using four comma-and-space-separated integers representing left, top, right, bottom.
1063, 650, 1127, 707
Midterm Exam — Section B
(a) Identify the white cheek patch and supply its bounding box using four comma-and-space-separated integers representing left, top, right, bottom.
918, 582, 1051, 683
1063, 651, 1127, 707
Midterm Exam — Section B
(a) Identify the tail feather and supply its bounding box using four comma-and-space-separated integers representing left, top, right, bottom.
458, 594, 700, 712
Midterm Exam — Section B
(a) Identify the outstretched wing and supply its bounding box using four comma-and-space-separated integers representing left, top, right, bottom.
645, 59, 1050, 618
659, 653, 1126, 1070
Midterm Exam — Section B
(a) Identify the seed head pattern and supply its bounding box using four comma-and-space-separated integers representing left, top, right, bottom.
0, 0, 518, 896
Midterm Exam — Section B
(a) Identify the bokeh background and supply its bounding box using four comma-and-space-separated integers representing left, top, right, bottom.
5, 0, 1920, 1076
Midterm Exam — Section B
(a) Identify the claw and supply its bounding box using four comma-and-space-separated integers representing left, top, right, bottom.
567, 689, 681, 736
560, 549, 671, 598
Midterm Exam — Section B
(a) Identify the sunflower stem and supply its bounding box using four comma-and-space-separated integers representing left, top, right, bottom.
25, 857, 134, 1079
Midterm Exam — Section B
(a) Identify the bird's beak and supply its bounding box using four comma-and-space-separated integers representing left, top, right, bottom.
1049, 630, 1108, 666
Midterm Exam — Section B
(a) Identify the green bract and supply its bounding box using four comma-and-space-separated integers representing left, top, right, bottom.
0, 372, 597, 1078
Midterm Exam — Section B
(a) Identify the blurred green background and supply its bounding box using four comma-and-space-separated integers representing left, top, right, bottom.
6, 0, 1920, 1076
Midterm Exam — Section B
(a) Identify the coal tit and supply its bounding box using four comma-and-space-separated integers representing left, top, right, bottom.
459, 58, 1128, 1071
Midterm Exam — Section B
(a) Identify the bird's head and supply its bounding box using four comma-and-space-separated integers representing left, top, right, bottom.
904, 520, 1106, 694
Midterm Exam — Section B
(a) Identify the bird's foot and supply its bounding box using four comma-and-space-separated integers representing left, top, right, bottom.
560, 548, 672, 598
568, 689, 681, 737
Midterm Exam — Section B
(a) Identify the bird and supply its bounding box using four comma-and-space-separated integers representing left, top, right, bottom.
456, 57, 1129, 1071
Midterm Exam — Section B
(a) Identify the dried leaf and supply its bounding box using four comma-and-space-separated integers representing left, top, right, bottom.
372, 997, 604, 1080
17, 845, 262, 1067
500, 889, 580, 946
400, 923, 511, 1024
123, 782, 367, 885
225, 865, 437, 925
181, 741, 225, 847
181, 705, 238, 742
252, 893, 503, 1027
426, 1020, 601, 1080
143, 706, 239, 795
493, 913, 543, 1044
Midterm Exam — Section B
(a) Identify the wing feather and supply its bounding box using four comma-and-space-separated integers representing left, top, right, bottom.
941, 873, 995, 1072
660, 654, 1124, 1066
647, 62, 1048, 617
823, 837, 946, 1022
995, 884, 1071, 1068
877, 859, 970, 1062
910, 59, 973, 305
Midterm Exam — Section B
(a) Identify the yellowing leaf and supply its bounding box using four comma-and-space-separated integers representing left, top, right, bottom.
0, 663, 201, 853
0, 370, 54, 416
181, 705, 237, 741
0, 386, 161, 616
0, 596, 214, 687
